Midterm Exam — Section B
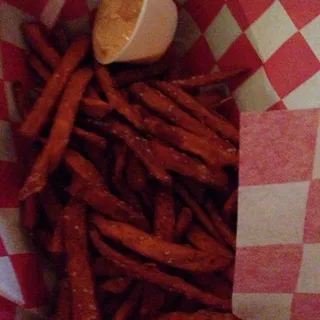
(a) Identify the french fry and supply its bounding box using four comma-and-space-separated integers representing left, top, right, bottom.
154, 186, 175, 241
23, 23, 60, 69
92, 257, 125, 278
67, 178, 150, 232
114, 63, 167, 87
94, 63, 144, 130
156, 310, 242, 319
90, 230, 231, 310
52, 279, 72, 320
48, 214, 65, 254
171, 69, 247, 89
89, 119, 172, 185
81, 98, 114, 119
150, 139, 227, 187
186, 225, 233, 260
222, 190, 238, 224
101, 277, 132, 294
179, 177, 206, 204
73, 126, 107, 149
28, 54, 51, 81
92, 216, 231, 272
63, 200, 100, 320
154, 81, 239, 145
175, 208, 193, 242
113, 283, 143, 320
126, 152, 148, 192
20, 68, 93, 200
140, 283, 165, 318
195, 91, 223, 109
20, 34, 91, 140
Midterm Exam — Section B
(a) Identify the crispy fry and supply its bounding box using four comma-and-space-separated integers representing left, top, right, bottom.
154, 81, 239, 145
175, 184, 226, 245
154, 186, 175, 241
140, 283, 165, 318
23, 23, 60, 69
28, 54, 51, 81
73, 126, 107, 149
156, 310, 241, 319
144, 116, 228, 171
91, 230, 231, 310
126, 152, 148, 192
20, 34, 90, 140
150, 139, 227, 187
52, 279, 72, 320
40, 185, 63, 226
94, 63, 144, 130
206, 199, 236, 250
90, 119, 171, 185
82, 98, 114, 119
67, 178, 150, 231
20, 68, 93, 199
92, 216, 231, 272
92, 257, 125, 278
171, 69, 247, 89
114, 63, 167, 87
113, 284, 143, 320
175, 208, 193, 241
63, 200, 100, 320
186, 225, 233, 260
101, 277, 132, 294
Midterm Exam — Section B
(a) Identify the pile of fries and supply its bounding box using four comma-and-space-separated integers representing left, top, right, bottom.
17, 22, 244, 320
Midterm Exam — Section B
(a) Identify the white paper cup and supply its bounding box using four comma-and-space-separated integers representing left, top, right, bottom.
94, 0, 178, 64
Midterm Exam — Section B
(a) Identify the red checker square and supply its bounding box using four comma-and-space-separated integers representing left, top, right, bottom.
0, 295, 16, 320
0, 80, 8, 120
227, 0, 275, 31
240, 109, 319, 186
10, 253, 48, 309
218, 33, 262, 91
185, 0, 225, 32
1, 41, 30, 85
304, 179, 320, 244
0, 161, 21, 208
60, 0, 89, 20
264, 33, 320, 98
291, 293, 320, 320
234, 244, 303, 293
267, 100, 287, 111
5, 0, 47, 19
280, 0, 320, 29
0, 237, 8, 257
181, 36, 215, 75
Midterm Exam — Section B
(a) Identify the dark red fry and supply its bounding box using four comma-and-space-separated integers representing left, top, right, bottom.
114, 63, 167, 87
92, 216, 231, 273
150, 139, 228, 188
126, 152, 148, 192
154, 186, 175, 241
81, 98, 113, 119
28, 54, 51, 81
171, 69, 248, 89
101, 277, 132, 294
113, 284, 143, 320
63, 200, 100, 320
92, 257, 125, 278
23, 23, 60, 69
140, 283, 165, 318
20, 34, 90, 141
40, 185, 63, 226
73, 126, 107, 149
154, 81, 239, 145
90, 230, 231, 310
175, 208, 193, 241
156, 310, 242, 319
52, 279, 72, 320
94, 63, 144, 130
67, 178, 150, 232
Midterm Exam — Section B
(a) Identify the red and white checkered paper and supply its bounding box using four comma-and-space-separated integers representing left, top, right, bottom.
0, 0, 319, 318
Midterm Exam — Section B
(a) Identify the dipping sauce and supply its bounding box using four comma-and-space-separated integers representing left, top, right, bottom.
93, 0, 143, 64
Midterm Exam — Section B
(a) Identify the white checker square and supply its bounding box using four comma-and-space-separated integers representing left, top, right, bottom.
0, 3, 34, 49
0, 208, 34, 255
40, 0, 65, 28
296, 244, 320, 293
283, 72, 320, 110
173, 8, 201, 56
233, 293, 293, 320
301, 15, 320, 60
0, 120, 17, 162
237, 182, 310, 247
233, 67, 280, 112
245, 1, 297, 62
0, 256, 24, 305
205, 5, 242, 60
4, 81, 22, 123
312, 119, 320, 179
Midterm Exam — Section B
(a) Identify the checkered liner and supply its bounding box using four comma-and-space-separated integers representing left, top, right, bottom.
0, 0, 319, 318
